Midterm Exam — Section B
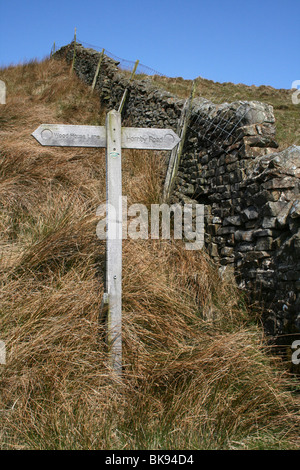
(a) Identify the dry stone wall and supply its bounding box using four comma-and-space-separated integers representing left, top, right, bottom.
55, 44, 300, 341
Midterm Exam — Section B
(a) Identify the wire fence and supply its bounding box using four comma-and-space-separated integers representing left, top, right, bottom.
187, 103, 251, 154
51, 38, 252, 155
77, 39, 165, 77
74, 39, 251, 154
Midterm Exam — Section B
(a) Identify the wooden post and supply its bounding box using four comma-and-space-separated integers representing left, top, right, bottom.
71, 28, 77, 73
163, 80, 196, 202
91, 49, 105, 92
50, 42, 56, 58
106, 110, 122, 375
129, 59, 140, 82
118, 59, 139, 114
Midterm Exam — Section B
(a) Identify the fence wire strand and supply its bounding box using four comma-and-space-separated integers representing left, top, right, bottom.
55, 38, 252, 155
187, 103, 251, 154
77, 38, 164, 77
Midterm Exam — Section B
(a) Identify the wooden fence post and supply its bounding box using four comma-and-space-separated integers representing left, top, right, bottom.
71, 28, 77, 73
50, 42, 56, 58
118, 59, 139, 115
162, 80, 196, 202
91, 48, 105, 92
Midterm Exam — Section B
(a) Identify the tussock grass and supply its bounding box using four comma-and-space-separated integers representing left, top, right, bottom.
0, 58, 299, 450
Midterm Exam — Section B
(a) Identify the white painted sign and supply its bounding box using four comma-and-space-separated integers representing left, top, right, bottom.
32, 124, 106, 148
32, 124, 180, 150
122, 127, 180, 150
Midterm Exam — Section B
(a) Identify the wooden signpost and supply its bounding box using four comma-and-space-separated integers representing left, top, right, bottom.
32, 110, 180, 376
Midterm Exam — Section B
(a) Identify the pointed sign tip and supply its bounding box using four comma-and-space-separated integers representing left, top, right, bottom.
31, 128, 40, 143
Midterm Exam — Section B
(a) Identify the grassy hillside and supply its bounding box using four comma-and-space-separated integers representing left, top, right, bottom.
0, 58, 299, 450
147, 74, 300, 151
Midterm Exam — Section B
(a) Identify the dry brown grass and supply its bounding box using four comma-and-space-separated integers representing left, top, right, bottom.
0, 58, 299, 450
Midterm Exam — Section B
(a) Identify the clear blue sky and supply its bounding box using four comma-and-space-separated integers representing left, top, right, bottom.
0, 0, 299, 89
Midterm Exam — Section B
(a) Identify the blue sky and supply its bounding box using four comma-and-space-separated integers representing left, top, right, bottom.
0, 0, 299, 89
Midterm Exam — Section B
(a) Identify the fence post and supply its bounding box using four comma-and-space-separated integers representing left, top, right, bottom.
162, 80, 196, 202
91, 48, 105, 92
118, 59, 139, 115
71, 28, 77, 73
50, 42, 56, 58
